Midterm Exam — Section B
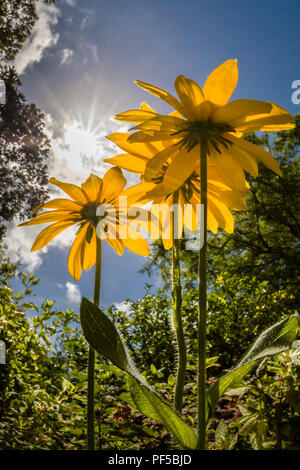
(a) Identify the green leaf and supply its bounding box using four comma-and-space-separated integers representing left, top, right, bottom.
127, 375, 197, 450
208, 316, 299, 413
80, 297, 197, 449
80, 297, 133, 372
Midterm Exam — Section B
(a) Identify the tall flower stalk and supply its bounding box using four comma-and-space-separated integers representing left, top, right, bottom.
109, 59, 294, 448
171, 191, 186, 412
87, 236, 102, 449
197, 139, 207, 449
19, 168, 150, 450
105, 120, 247, 414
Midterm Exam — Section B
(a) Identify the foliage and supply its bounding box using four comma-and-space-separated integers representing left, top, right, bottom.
212, 352, 300, 450
0, 266, 172, 450
0, 66, 50, 233
0, 0, 57, 62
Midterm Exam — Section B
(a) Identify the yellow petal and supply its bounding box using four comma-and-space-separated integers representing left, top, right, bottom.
227, 134, 282, 176
31, 220, 75, 252
213, 188, 248, 211
140, 101, 156, 112
208, 194, 234, 233
33, 198, 83, 213
162, 147, 199, 195
83, 226, 97, 271
144, 144, 179, 182
212, 99, 272, 128
104, 153, 147, 174
122, 224, 150, 256
50, 178, 88, 205
133, 115, 183, 133
118, 182, 156, 206
105, 235, 124, 256
81, 174, 102, 203
101, 167, 127, 203
203, 59, 238, 106
128, 130, 175, 143
106, 132, 156, 158
174, 75, 205, 120
115, 108, 156, 123
68, 223, 89, 281
226, 143, 258, 177
135, 79, 184, 115
210, 148, 248, 191
19, 210, 80, 227
233, 103, 294, 132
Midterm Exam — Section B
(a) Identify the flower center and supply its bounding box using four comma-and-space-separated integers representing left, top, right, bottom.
172, 120, 235, 153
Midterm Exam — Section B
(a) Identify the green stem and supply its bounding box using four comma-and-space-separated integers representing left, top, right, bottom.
87, 236, 102, 450
171, 191, 186, 412
197, 139, 208, 450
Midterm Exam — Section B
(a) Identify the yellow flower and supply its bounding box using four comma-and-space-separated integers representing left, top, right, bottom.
105, 130, 250, 249
114, 60, 294, 194
19, 167, 150, 280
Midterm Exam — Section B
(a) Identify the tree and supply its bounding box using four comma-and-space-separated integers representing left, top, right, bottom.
0, 0, 57, 62
0, 66, 50, 233
0, 1, 59, 239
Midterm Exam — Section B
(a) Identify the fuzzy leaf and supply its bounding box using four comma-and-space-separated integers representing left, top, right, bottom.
208, 316, 299, 413
80, 297, 131, 372
80, 297, 197, 449
127, 375, 197, 449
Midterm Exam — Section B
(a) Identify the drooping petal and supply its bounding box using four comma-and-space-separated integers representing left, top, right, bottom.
101, 167, 127, 203
162, 147, 199, 195
50, 178, 88, 204
68, 223, 89, 281
31, 220, 75, 251
203, 59, 238, 106
122, 224, 150, 256
144, 144, 179, 182
227, 134, 282, 176
209, 147, 248, 191
105, 231, 124, 256
208, 194, 234, 233
226, 143, 258, 177
83, 226, 97, 271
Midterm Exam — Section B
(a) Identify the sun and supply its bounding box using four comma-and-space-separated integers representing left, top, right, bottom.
64, 123, 101, 160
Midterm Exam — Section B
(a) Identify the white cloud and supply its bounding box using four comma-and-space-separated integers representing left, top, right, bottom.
4, 114, 133, 273
65, 282, 81, 304
5, 221, 45, 272
114, 301, 131, 315
14, 1, 60, 75
65, 0, 78, 6
60, 48, 74, 65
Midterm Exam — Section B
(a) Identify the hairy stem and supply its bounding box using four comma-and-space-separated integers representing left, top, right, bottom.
172, 191, 187, 412
87, 236, 102, 450
197, 140, 208, 450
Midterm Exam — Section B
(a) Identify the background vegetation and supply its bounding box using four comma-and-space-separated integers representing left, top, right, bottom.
0, 0, 299, 450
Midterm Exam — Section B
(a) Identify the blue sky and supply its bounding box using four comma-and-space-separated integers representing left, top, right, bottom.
7, 0, 300, 312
